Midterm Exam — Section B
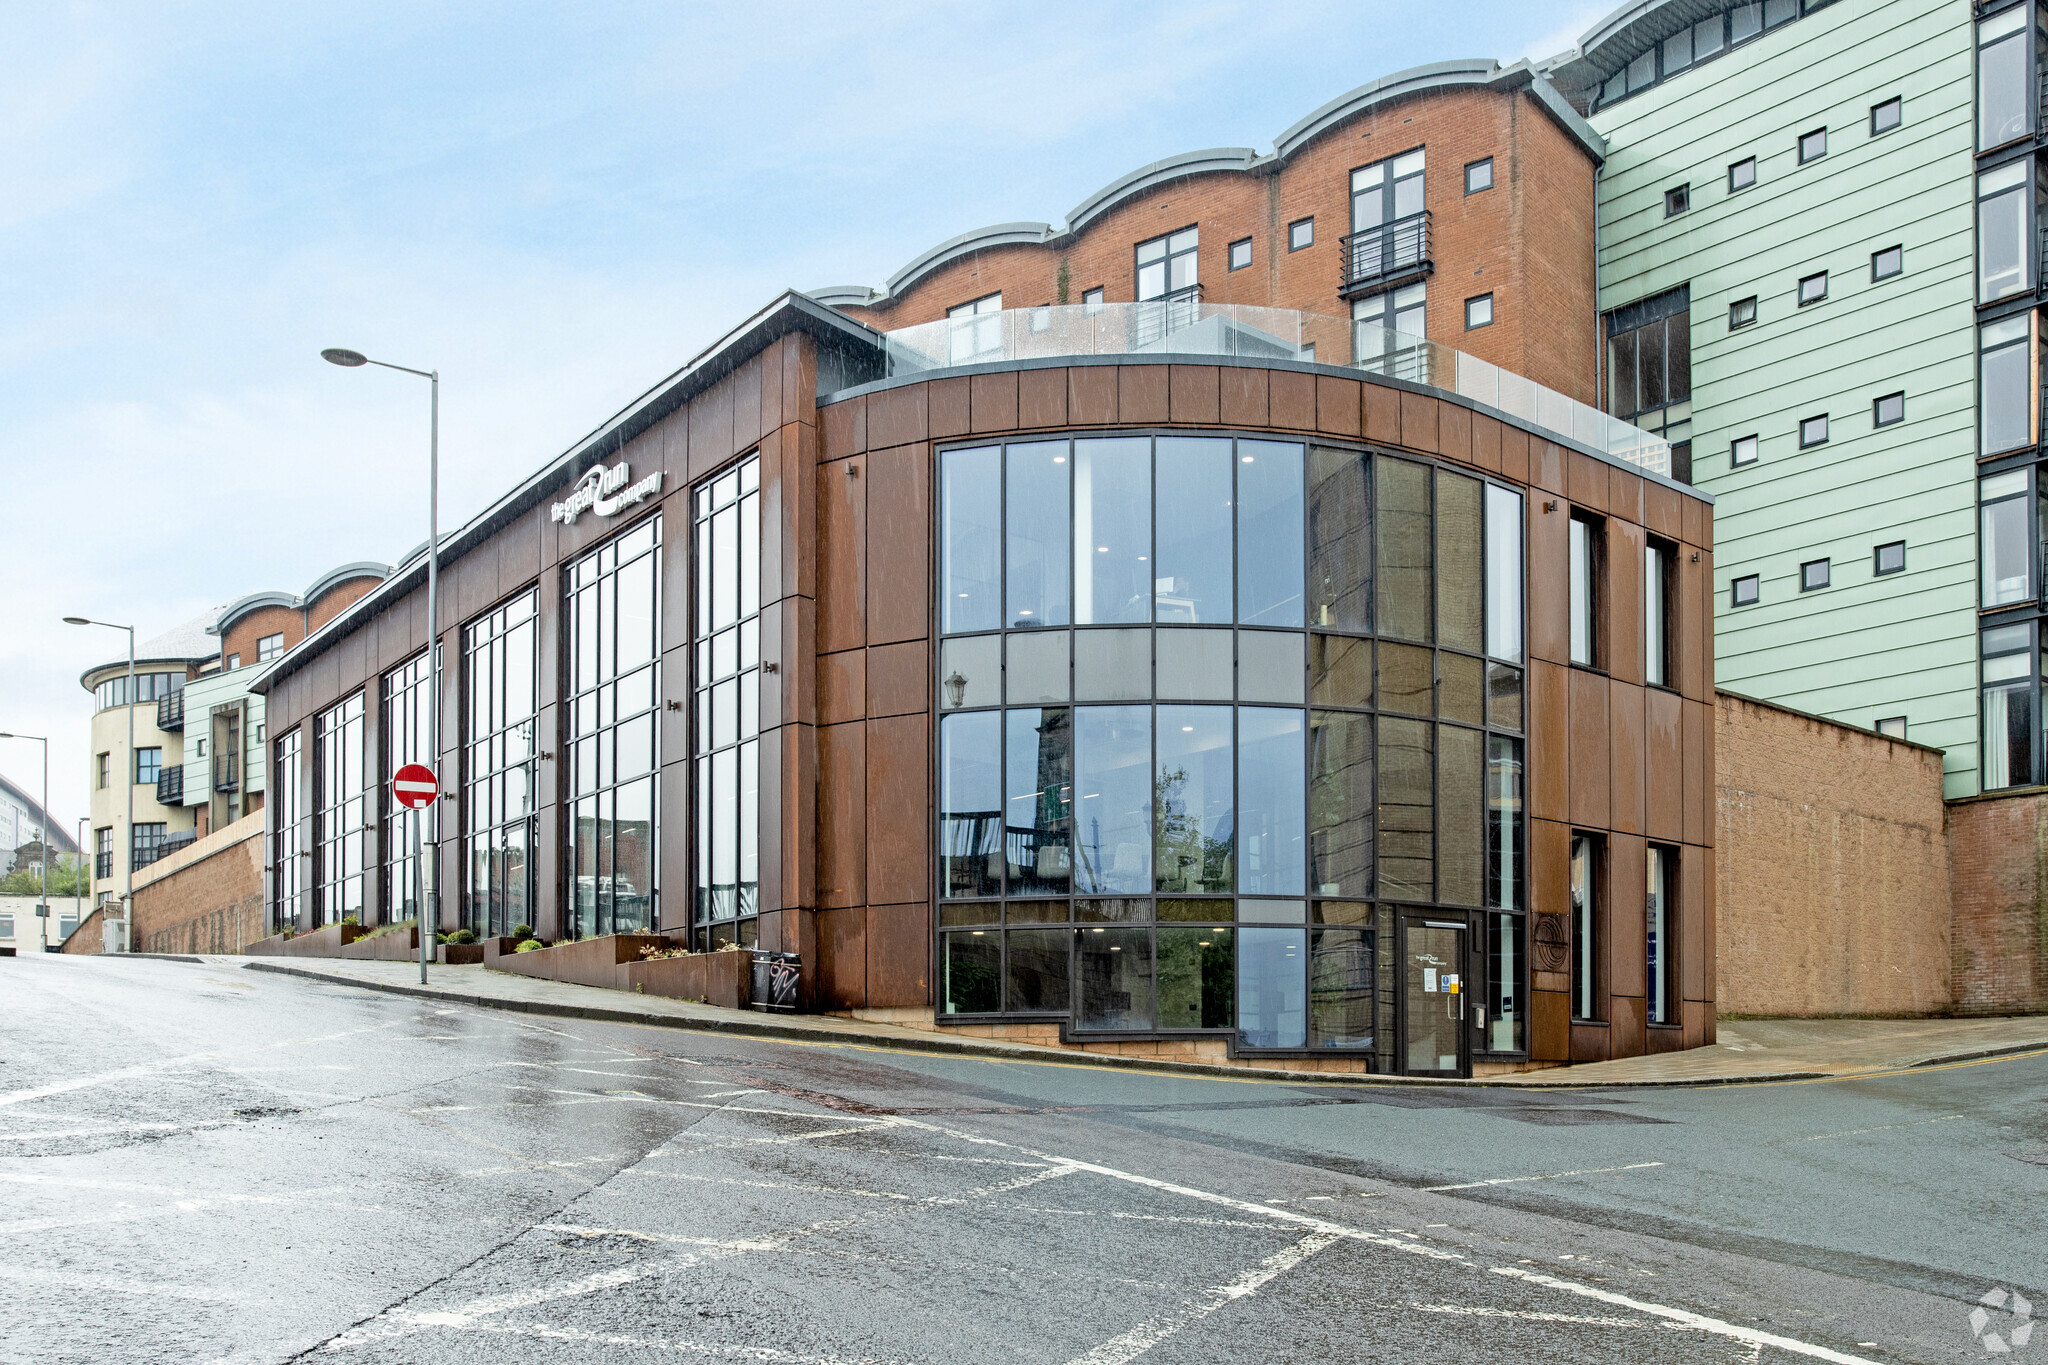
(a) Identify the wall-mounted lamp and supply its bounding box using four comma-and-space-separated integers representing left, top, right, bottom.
763, 662, 778, 674
1542, 499, 1559, 513
847, 463, 859, 478
1691, 551, 1701, 563
943, 671, 968, 709
666, 699, 683, 711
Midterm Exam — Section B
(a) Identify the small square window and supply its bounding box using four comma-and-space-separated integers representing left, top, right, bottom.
1299, 342, 1317, 363
1871, 96, 1901, 135
1465, 293, 1495, 329
1871, 245, 1902, 281
1228, 237, 1253, 271
1465, 157, 1494, 193
1731, 434, 1759, 467
1082, 287, 1105, 313
1800, 414, 1829, 447
1665, 184, 1691, 216
1799, 127, 1827, 163
1800, 558, 1831, 591
1288, 217, 1314, 251
1798, 271, 1828, 305
1732, 574, 1761, 606
1874, 540, 1906, 575
1728, 157, 1757, 192
1730, 296, 1758, 329
1873, 391, 1905, 427
1875, 716, 1909, 739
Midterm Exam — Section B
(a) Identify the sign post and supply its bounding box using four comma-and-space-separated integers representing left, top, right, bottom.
393, 764, 438, 983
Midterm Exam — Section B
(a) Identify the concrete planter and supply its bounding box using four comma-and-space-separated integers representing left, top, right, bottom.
625, 950, 751, 1009
245, 923, 368, 957
440, 943, 487, 965
487, 934, 669, 990
336, 926, 419, 961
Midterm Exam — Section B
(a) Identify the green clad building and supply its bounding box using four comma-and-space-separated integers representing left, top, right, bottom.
1548, 0, 2029, 798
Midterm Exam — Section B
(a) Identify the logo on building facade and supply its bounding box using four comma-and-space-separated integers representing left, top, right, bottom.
1972, 1288, 2033, 1354
551, 461, 664, 525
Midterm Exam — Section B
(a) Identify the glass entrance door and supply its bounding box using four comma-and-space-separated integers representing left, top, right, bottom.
1403, 918, 1468, 1077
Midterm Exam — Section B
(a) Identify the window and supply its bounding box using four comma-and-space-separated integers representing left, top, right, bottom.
1872, 245, 1902, 281
1978, 6, 2034, 149
1799, 414, 1829, 447
96, 752, 109, 790
1798, 127, 1827, 163
313, 693, 364, 927
1570, 835, 1598, 1020
135, 747, 162, 786
1228, 237, 1252, 271
1288, 217, 1314, 251
947, 291, 1003, 363
1731, 574, 1761, 607
1348, 149, 1426, 285
1136, 228, 1197, 302
93, 672, 183, 711
131, 822, 167, 871
1983, 622, 2038, 789
1978, 159, 2035, 302
1729, 296, 1757, 329
1569, 515, 1600, 668
462, 591, 539, 940
1352, 283, 1428, 381
1646, 846, 1677, 1026
272, 729, 302, 931
568, 515, 663, 941
1981, 470, 2035, 607
94, 826, 112, 880
1465, 157, 1493, 194
1981, 315, 2033, 454
1874, 541, 1907, 575
1082, 287, 1105, 312
694, 459, 760, 947
1873, 392, 1905, 427
1664, 184, 1690, 216
1727, 157, 1756, 193
1644, 542, 1673, 686
224, 653, 240, 670
196, 739, 205, 757
1870, 96, 1902, 135
1876, 716, 1909, 739
1800, 558, 1831, 591
1606, 285, 1691, 449
257, 632, 284, 662
1797, 271, 1827, 306
1595, 2, 1808, 110
1464, 293, 1494, 330
1731, 435, 1759, 468
381, 652, 430, 924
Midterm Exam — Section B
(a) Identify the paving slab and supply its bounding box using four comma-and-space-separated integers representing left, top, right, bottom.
204, 954, 2048, 1089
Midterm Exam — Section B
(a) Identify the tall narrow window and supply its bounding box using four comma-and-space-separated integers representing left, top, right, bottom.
1979, 6, 2033, 150
271, 729, 301, 931
1982, 470, 2034, 607
381, 652, 430, 923
1605, 286, 1690, 453
1646, 845, 1677, 1025
947, 292, 1003, 364
464, 590, 538, 940
1981, 316, 2033, 455
1983, 623, 2037, 790
1570, 834, 1597, 1020
569, 515, 663, 939
1352, 282, 1429, 382
1979, 160, 2033, 302
1347, 149, 1427, 289
1644, 541, 1671, 686
93, 826, 112, 882
313, 693, 365, 928
1485, 484, 1524, 663
694, 457, 760, 946
1569, 515, 1599, 667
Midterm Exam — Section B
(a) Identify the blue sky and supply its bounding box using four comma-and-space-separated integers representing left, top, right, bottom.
0, 0, 1600, 829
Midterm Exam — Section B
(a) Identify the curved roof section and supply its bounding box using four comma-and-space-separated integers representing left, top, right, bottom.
1545, 0, 1726, 92
211, 561, 391, 636
79, 609, 222, 689
810, 59, 1603, 312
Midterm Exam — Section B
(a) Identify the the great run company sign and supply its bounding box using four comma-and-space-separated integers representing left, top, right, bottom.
550, 461, 663, 525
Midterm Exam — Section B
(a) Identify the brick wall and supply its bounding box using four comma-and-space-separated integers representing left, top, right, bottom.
1714, 692, 1950, 1016
1948, 791, 2048, 1015
130, 810, 266, 954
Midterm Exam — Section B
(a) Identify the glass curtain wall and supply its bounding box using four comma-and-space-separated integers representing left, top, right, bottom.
567, 515, 663, 939
937, 432, 1525, 1065
271, 730, 303, 933
463, 591, 538, 939
694, 457, 761, 948
381, 651, 430, 923
313, 694, 365, 927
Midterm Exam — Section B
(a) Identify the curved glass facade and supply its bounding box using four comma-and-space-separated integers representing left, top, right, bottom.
937, 432, 1527, 1061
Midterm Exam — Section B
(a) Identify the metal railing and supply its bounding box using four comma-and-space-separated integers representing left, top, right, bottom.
156, 766, 183, 805
1340, 213, 1431, 294
214, 753, 239, 793
163, 830, 196, 858
876, 302, 1672, 477
156, 691, 184, 731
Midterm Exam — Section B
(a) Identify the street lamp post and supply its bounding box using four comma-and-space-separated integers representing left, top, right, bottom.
322, 347, 439, 986
0, 733, 49, 949
62, 618, 135, 953
75, 817, 87, 949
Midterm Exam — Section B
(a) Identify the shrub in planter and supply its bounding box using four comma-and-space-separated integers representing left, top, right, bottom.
514, 938, 543, 953
510, 923, 535, 943
448, 928, 477, 945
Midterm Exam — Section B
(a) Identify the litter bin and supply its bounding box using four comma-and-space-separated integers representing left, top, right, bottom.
751, 951, 799, 1012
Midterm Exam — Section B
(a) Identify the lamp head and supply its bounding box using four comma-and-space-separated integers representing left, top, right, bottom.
62, 617, 89, 626
321, 348, 369, 368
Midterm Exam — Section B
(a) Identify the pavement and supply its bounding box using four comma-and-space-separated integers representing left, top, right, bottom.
217, 952, 2048, 1087
5, 950, 2046, 1364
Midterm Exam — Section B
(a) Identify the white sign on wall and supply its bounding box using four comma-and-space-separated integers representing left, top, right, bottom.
550, 461, 664, 525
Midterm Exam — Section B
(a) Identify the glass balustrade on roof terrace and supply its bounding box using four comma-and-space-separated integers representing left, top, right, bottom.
873, 301, 1671, 480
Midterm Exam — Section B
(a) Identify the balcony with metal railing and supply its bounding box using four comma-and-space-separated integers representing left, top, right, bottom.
1339, 212, 1431, 296
156, 690, 184, 731
873, 301, 1672, 478
213, 753, 239, 793
156, 766, 183, 805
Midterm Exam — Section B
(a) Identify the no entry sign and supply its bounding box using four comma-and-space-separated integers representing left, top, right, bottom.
392, 763, 438, 810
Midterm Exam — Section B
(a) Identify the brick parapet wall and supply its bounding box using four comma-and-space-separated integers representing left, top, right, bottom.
130, 811, 266, 955
1947, 790, 2048, 1016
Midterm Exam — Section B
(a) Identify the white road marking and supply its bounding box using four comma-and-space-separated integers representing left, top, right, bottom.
402, 1317, 908, 1363
538, 1223, 778, 1252
1422, 1161, 1665, 1192
1003, 1204, 1280, 1231
1791, 1114, 1963, 1143
1060, 1231, 1339, 1365
0, 1018, 409, 1108
1490, 1266, 1880, 1364
1408, 1302, 1641, 1326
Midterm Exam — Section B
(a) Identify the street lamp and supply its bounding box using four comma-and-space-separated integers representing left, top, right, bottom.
75, 816, 87, 949
63, 617, 134, 953
0, 733, 49, 950
323, 346, 439, 986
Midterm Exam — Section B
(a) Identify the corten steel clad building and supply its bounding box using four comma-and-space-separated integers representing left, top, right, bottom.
255, 65, 1715, 1078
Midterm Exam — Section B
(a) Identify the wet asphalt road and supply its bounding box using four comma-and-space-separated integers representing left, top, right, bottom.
2, 954, 2043, 1365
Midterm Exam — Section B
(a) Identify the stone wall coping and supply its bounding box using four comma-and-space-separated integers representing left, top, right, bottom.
1715, 688, 1947, 759
133, 810, 265, 892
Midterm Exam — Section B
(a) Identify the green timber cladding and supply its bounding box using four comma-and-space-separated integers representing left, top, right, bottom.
1587, 0, 1983, 796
